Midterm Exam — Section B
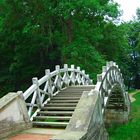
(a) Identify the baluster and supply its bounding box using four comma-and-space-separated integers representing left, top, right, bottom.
102, 66, 107, 79
45, 69, 53, 97
111, 68, 115, 83
109, 62, 114, 84
32, 77, 42, 108
116, 71, 120, 83
110, 61, 114, 66
103, 79, 108, 96
106, 62, 111, 69
55, 65, 62, 90
77, 66, 81, 85
71, 65, 76, 85
43, 69, 49, 92
111, 69, 115, 84
90, 79, 93, 85
97, 74, 104, 108
108, 71, 113, 86
81, 70, 86, 85
102, 66, 107, 93
113, 62, 116, 66
113, 63, 117, 81
102, 66, 107, 73
86, 74, 90, 85
63, 64, 69, 86
97, 74, 102, 83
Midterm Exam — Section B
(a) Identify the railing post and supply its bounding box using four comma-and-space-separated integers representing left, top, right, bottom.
55, 65, 61, 90
77, 66, 81, 85
45, 69, 53, 97
64, 64, 69, 87
96, 74, 104, 107
90, 79, 93, 84
86, 74, 90, 85
71, 65, 76, 85
102, 66, 107, 78
106, 62, 110, 69
81, 70, 86, 85
32, 77, 42, 108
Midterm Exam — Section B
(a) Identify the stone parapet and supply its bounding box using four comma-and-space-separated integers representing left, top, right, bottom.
0, 92, 31, 139
50, 90, 108, 140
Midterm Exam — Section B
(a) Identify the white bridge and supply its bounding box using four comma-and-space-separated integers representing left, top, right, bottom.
0, 61, 130, 140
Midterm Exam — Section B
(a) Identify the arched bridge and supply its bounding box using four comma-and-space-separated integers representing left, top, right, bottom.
0, 61, 130, 140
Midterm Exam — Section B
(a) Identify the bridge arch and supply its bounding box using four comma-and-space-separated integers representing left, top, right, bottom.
95, 61, 130, 126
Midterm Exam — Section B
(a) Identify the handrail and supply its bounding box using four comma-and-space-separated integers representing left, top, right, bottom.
95, 61, 129, 113
23, 61, 130, 119
23, 64, 93, 119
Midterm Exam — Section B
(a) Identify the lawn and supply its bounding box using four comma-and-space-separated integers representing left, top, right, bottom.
108, 91, 140, 140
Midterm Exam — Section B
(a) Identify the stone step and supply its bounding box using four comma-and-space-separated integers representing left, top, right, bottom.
32, 121, 68, 128
64, 86, 95, 90
34, 116, 71, 121
41, 106, 75, 111
49, 100, 79, 103
37, 111, 73, 116
107, 103, 124, 106
45, 103, 77, 107
109, 99, 124, 103
106, 105, 126, 110
60, 90, 88, 93
59, 91, 84, 94
69, 85, 95, 88
56, 94, 81, 97
110, 95, 123, 98
52, 97, 80, 100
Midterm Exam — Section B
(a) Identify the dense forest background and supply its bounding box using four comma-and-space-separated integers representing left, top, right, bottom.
0, 0, 140, 97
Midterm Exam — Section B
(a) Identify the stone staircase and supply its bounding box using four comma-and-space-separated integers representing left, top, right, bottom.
32, 86, 95, 129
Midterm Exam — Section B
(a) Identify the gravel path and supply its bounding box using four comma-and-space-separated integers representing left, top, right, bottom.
129, 90, 140, 102
7, 133, 52, 140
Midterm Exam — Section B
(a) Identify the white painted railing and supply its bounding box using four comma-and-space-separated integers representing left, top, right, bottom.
23, 64, 93, 119
95, 61, 129, 113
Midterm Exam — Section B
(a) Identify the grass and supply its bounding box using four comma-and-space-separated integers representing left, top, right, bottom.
108, 91, 140, 140
128, 89, 137, 94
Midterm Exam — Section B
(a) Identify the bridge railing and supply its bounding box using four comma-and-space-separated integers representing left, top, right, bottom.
95, 61, 128, 113
23, 64, 92, 119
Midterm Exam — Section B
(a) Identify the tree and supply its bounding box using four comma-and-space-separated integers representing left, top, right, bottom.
0, 0, 126, 97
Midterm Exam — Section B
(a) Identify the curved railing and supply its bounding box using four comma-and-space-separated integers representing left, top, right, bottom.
95, 61, 130, 113
23, 64, 93, 119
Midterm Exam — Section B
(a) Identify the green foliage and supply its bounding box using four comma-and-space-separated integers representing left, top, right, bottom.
126, 19, 140, 88
62, 39, 105, 82
0, 0, 133, 97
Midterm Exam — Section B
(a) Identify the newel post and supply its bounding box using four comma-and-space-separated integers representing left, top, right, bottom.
96, 74, 104, 107
77, 66, 81, 85
32, 77, 42, 108
55, 65, 62, 90
82, 70, 86, 85
71, 65, 76, 85
45, 69, 53, 97
86, 74, 90, 85
64, 64, 69, 87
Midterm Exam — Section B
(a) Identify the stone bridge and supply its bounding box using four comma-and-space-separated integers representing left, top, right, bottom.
0, 61, 130, 140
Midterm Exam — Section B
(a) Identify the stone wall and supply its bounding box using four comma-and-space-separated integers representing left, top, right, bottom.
50, 90, 108, 140
104, 109, 129, 127
0, 92, 31, 139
